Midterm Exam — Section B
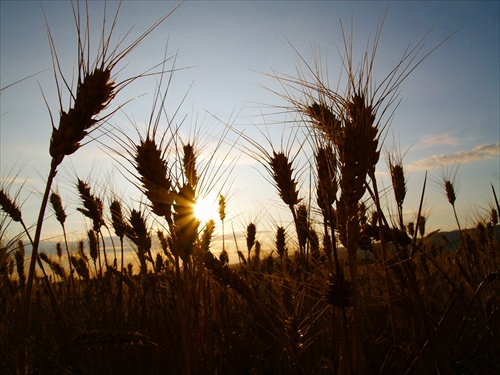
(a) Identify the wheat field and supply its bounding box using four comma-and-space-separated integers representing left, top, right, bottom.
1, 2, 499, 374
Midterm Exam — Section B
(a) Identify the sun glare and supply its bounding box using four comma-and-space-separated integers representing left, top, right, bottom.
194, 194, 218, 223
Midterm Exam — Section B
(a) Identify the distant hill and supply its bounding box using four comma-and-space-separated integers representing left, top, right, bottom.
425, 225, 500, 252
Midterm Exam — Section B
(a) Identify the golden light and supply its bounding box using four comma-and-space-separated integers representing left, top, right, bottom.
194, 194, 218, 223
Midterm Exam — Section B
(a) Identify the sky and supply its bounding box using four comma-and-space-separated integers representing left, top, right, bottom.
1, 1, 499, 259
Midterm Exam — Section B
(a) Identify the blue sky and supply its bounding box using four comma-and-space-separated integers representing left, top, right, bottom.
1, 1, 499, 255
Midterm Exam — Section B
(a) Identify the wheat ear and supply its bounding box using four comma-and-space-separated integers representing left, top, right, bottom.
134, 137, 174, 219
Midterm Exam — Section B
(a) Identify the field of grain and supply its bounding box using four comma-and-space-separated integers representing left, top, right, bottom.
1, 3, 499, 374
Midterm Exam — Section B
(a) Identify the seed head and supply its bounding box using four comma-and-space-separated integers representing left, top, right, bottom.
135, 137, 173, 218
219, 249, 229, 266
490, 208, 498, 226
50, 68, 115, 165
182, 143, 198, 187
417, 215, 426, 237
276, 226, 286, 259
15, 244, 26, 288
77, 179, 104, 231
201, 219, 215, 252
316, 146, 337, 213
307, 102, 342, 143
88, 229, 99, 262
127, 209, 152, 253
246, 223, 256, 255
0, 189, 22, 222
270, 151, 301, 207
389, 162, 406, 207
110, 200, 131, 239
172, 184, 199, 262
444, 180, 456, 206
218, 195, 226, 221
56, 243, 63, 259
50, 192, 66, 226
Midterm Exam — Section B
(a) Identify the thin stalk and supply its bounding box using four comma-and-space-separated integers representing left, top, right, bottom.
411, 172, 427, 257
492, 183, 500, 215
451, 203, 463, 243
61, 224, 76, 295
23, 161, 58, 337
182, 261, 192, 375
20, 219, 63, 330
367, 174, 398, 349
113, 236, 125, 330
221, 219, 225, 253
346, 231, 364, 374
327, 208, 352, 375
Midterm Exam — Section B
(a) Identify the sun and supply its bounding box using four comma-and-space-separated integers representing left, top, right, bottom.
194, 194, 218, 223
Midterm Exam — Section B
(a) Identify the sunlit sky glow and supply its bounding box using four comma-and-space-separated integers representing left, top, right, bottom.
1, 1, 499, 259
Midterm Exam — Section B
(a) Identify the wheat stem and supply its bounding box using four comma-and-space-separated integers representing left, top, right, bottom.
23, 162, 57, 337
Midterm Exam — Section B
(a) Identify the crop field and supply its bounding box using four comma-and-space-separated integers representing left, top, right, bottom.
1, 2, 499, 374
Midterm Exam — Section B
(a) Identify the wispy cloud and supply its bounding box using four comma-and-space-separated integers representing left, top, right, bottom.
418, 133, 460, 148
407, 143, 499, 171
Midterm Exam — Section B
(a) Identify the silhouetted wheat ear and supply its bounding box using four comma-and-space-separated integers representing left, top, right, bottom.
201, 219, 215, 252
39, 251, 50, 266
52, 262, 66, 280
218, 195, 226, 221
307, 102, 342, 143
77, 240, 88, 261
246, 223, 256, 255
270, 151, 301, 206
135, 137, 173, 218
315, 146, 337, 213
56, 243, 62, 259
0, 189, 22, 222
444, 180, 456, 206
88, 229, 99, 262
276, 226, 286, 259
182, 143, 198, 187
71, 255, 89, 281
172, 184, 199, 262
76, 179, 104, 232
219, 249, 229, 266
390, 162, 406, 207
491, 208, 498, 226
49, 192, 66, 226
127, 209, 152, 252
417, 215, 426, 237
110, 200, 131, 239
15, 241, 26, 288
407, 221, 415, 237
50, 68, 115, 166
126, 209, 151, 275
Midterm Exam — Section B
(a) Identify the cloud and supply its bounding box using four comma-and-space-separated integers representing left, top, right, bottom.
418, 133, 460, 148
407, 143, 499, 171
